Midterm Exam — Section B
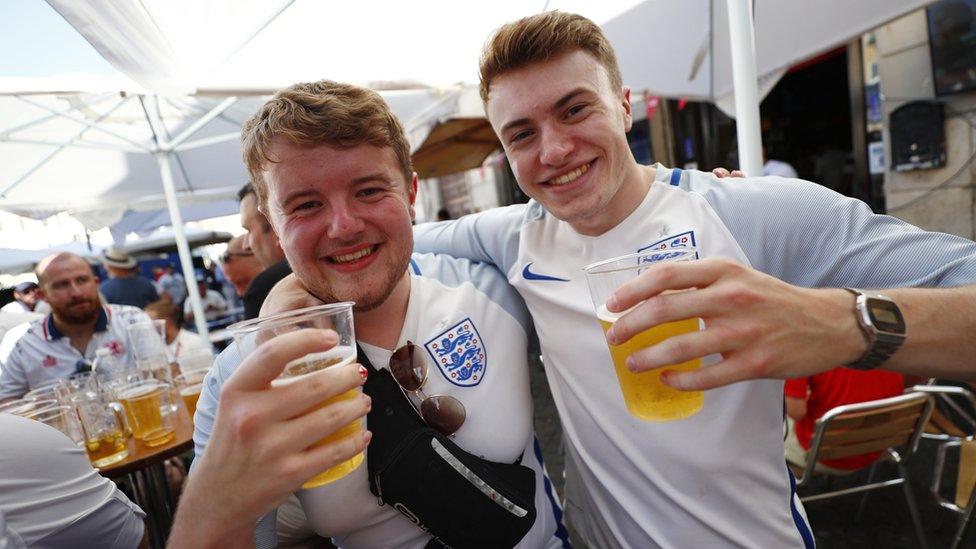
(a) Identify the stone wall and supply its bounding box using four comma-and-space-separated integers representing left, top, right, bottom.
875, 10, 976, 239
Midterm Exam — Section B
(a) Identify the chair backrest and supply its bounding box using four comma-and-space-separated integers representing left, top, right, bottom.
806, 392, 934, 467
912, 384, 976, 440
957, 439, 976, 508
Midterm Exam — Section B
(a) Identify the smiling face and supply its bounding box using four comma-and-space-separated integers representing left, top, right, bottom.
263, 139, 417, 312
486, 50, 648, 236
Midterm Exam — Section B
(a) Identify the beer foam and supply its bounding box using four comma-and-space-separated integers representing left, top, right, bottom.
119, 384, 159, 400
278, 346, 356, 380
179, 384, 203, 396
597, 303, 639, 323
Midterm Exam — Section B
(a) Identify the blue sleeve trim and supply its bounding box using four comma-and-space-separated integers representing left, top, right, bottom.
669, 168, 683, 186
534, 438, 573, 549
787, 464, 816, 548
409, 258, 421, 275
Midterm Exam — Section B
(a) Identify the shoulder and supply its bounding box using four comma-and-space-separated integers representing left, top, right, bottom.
249, 261, 292, 292
410, 252, 530, 332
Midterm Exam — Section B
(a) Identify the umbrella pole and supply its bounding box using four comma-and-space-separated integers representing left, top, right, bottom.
726, 0, 764, 176
155, 151, 210, 341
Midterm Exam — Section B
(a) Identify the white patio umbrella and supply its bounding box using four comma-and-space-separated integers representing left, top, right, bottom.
0, 74, 474, 338
46, 0, 934, 177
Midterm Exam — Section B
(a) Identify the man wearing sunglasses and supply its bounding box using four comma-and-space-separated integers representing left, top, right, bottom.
219, 235, 263, 299
173, 81, 568, 548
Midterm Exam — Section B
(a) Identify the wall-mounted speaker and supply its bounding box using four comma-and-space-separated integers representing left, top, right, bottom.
889, 101, 946, 172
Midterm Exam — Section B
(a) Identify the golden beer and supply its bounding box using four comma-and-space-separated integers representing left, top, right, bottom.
85, 428, 129, 467
119, 384, 175, 447
598, 305, 703, 421
274, 348, 364, 488
181, 385, 203, 420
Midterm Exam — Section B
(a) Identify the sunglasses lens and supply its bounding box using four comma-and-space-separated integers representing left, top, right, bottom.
421, 395, 466, 436
389, 344, 426, 392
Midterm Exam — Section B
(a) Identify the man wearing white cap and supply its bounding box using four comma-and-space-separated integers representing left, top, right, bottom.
99, 246, 159, 310
1, 282, 40, 313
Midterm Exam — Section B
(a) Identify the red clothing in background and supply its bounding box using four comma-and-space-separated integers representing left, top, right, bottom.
785, 368, 905, 470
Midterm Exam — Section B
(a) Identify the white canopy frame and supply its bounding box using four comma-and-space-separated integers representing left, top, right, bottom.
0, 92, 246, 340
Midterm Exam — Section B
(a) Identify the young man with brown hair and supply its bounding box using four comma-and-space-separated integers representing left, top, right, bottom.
172, 80, 568, 548
414, 11, 976, 547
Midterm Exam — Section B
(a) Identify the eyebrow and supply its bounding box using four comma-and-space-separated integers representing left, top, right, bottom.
278, 173, 394, 206
498, 87, 593, 136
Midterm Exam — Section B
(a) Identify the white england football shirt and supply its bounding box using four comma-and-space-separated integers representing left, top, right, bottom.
414, 164, 976, 548
192, 254, 570, 549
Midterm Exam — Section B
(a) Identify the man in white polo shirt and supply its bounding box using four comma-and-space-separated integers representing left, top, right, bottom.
0, 252, 151, 402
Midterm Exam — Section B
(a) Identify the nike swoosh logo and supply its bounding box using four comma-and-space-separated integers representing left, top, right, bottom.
522, 263, 569, 282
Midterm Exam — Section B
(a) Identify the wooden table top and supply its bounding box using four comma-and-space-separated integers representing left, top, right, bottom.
98, 403, 194, 479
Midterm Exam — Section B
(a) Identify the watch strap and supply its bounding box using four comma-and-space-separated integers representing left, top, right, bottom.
843, 288, 906, 371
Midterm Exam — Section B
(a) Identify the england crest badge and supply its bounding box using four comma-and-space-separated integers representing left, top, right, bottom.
638, 230, 700, 261
424, 317, 487, 387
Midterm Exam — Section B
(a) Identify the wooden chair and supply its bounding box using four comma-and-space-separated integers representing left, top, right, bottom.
931, 438, 976, 549
912, 383, 976, 441
792, 392, 934, 549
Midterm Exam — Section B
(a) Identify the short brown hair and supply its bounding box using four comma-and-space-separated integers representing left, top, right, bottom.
241, 80, 413, 208
479, 11, 623, 104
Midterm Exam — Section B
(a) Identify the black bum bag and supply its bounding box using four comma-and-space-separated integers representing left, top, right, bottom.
359, 346, 537, 549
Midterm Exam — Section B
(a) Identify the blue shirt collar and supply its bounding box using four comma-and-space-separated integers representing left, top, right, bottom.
46, 306, 110, 341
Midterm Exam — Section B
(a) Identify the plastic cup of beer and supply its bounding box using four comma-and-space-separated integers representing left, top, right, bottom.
583, 249, 704, 422
229, 302, 361, 489
73, 391, 129, 467
174, 369, 208, 422
118, 381, 176, 447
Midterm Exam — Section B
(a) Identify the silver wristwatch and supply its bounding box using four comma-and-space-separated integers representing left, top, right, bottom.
843, 288, 907, 370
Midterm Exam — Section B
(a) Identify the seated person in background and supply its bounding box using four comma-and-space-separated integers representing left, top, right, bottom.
0, 252, 151, 402
220, 235, 264, 298
0, 413, 146, 548
144, 300, 212, 362
183, 278, 228, 324
156, 264, 187, 305
99, 247, 160, 309
785, 367, 905, 474
1, 282, 40, 313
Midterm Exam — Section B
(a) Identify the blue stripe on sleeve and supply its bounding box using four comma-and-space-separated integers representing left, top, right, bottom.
534, 438, 572, 548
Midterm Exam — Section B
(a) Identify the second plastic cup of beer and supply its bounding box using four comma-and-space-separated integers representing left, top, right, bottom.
583, 249, 704, 422
229, 302, 362, 489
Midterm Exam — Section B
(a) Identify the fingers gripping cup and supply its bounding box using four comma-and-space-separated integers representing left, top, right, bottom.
583, 249, 704, 422
229, 302, 362, 489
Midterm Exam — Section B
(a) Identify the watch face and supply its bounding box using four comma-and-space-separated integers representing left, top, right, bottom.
866, 297, 906, 334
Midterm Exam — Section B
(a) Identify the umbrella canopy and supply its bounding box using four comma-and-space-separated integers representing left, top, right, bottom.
46, 1, 931, 104
413, 118, 501, 180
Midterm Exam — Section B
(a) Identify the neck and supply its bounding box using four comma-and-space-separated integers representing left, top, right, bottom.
53, 313, 98, 353
570, 163, 655, 236
354, 273, 411, 350
166, 328, 178, 344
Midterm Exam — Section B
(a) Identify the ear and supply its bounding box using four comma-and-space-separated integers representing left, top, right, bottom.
620, 86, 633, 132
36, 288, 47, 302
408, 172, 419, 220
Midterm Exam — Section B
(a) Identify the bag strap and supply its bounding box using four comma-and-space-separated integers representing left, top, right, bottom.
356, 343, 382, 375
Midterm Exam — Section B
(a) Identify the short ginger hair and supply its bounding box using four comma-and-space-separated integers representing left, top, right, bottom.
479, 11, 623, 104
241, 80, 413, 209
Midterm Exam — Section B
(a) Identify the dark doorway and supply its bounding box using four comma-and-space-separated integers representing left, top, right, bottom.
759, 48, 854, 196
